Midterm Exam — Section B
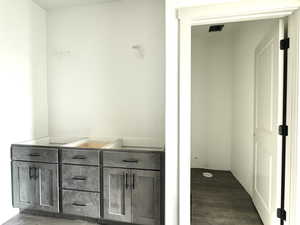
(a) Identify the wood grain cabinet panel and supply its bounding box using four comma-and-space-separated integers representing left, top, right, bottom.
132, 170, 161, 225
103, 151, 161, 170
62, 190, 100, 218
35, 163, 59, 212
103, 168, 131, 223
103, 167, 162, 225
62, 165, 100, 192
12, 161, 36, 209
12, 146, 58, 163
12, 161, 59, 213
61, 149, 99, 166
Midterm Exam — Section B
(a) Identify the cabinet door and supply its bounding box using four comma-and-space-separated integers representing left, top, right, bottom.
103, 168, 131, 223
35, 163, 59, 213
12, 161, 37, 209
132, 170, 161, 225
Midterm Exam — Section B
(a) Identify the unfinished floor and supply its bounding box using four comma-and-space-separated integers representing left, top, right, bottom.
191, 168, 263, 225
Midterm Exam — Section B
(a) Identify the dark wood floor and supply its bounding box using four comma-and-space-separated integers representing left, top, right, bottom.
191, 168, 263, 225
2, 214, 96, 225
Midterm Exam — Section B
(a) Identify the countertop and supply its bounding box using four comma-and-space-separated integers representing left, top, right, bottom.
12, 137, 164, 152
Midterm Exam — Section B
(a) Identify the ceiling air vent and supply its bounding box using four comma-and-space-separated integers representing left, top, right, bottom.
209, 25, 224, 32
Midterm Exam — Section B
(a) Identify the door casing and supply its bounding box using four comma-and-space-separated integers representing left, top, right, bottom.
177, 2, 300, 225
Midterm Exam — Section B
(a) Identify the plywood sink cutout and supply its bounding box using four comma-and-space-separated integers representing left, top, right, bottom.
77, 141, 108, 149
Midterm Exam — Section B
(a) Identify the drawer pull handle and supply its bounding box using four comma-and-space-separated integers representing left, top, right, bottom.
72, 202, 87, 207
122, 159, 138, 163
29, 167, 39, 180
125, 173, 129, 189
29, 167, 35, 179
132, 173, 135, 190
29, 153, 41, 157
72, 176, 87, 181
72, 155, 87, 160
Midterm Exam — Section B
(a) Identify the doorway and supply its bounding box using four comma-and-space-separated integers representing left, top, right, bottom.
176, 2, 300, 225
190, 18, 286, 225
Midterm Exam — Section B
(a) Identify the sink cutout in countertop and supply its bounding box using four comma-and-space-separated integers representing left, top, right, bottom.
77, 141, 108, 149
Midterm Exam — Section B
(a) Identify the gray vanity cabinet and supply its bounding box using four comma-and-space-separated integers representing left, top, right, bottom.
132, 170, 161, 225
12, 161, 37, 209
103, 168, 161, 225
103, 151, 162, 225
103, 168, 132, 223
11, 144, 164, 224
12, 161, 59, 213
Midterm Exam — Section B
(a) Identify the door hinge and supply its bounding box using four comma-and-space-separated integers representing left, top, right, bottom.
277, 208, 287, 221
279, 125, 288, 136
280, 38, 290, 50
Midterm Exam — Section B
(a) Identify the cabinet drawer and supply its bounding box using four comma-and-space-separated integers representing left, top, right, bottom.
103, 151, 161, 170
62, 165, 100, 192
12, 146, 58, 163
62, 190, 100, 218
61, 149, 99, 165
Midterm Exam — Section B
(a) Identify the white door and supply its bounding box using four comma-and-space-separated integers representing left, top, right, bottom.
253, 19, 284, 225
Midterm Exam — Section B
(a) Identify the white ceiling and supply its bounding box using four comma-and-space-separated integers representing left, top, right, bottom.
32, 0, 117, 10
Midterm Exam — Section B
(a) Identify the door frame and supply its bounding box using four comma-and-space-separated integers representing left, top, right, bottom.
177, 1, 300, 225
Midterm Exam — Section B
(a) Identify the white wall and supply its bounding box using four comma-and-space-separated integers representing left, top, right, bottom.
191, 28, 233, 170
47, 0, 165, 145
231, 19, 276, 196
0, 0, 48, 222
